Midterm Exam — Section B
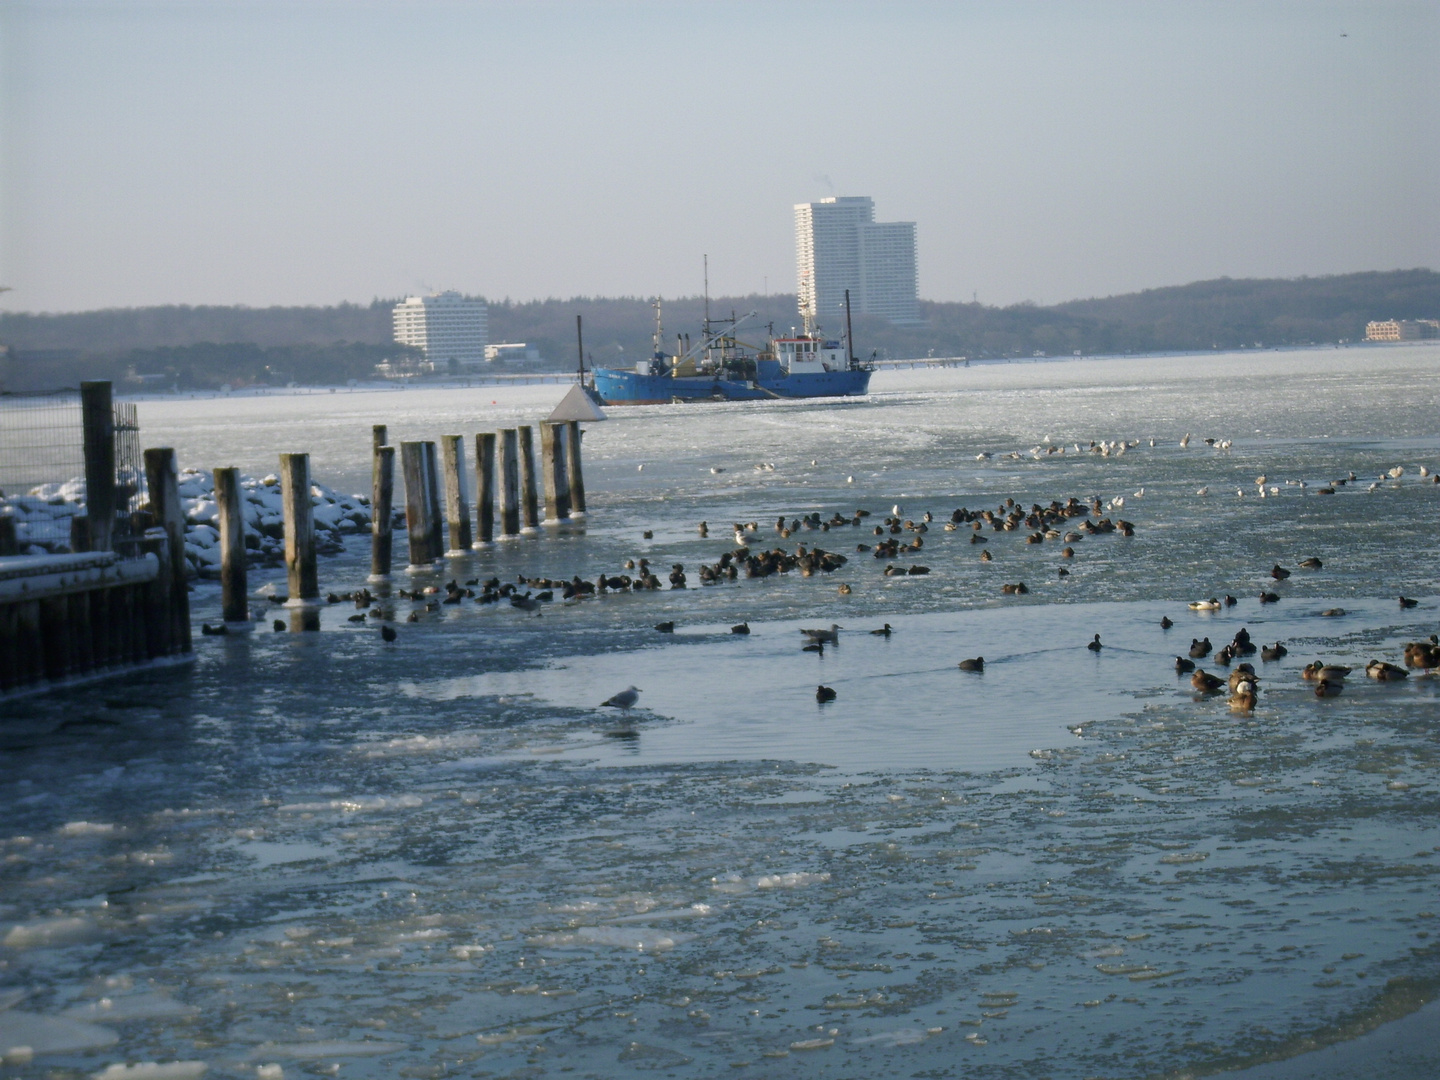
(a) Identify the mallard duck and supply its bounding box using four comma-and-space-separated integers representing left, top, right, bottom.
1366, 660, 1408, 681
1229, 680, 1259, 711
1314, 678, 1343, 698
1301, 661, 1351, 681
1228, 666, 1258, 692
1191, 670, 1224, 692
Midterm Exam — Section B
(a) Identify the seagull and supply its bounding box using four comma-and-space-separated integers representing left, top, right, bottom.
800, 623, 842, 644
601, 686, 641, 711
1196, 486, 1209, 496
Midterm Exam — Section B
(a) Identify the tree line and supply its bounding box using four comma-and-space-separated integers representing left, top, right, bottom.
1, 269, 1435, 391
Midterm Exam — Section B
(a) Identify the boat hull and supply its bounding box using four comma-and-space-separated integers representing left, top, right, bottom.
591, 365, 871, 406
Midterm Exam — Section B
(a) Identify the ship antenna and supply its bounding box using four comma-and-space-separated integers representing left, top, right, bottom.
703, 254, 710, 337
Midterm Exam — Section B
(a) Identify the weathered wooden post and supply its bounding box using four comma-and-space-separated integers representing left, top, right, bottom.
0, 515, 18, 557
440, 434, 472, 553
371, 445, 395, 579
214, 467, 249, 624
279, 452, 319, 606
423, 441, 445, 559
81, 381, 116, 552
566, 420, 587, 518
499, 429, 521, 538
141, 528, 173, 658
400, 442, 429, 567
143, 447, 192, 652
517, 424, 539, 534
473, 432, 496, 546
540, 422, 570, 524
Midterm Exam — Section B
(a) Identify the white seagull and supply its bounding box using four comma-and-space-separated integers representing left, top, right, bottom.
601, 686, 642, 711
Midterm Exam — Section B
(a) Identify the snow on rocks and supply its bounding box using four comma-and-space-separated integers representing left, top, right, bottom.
0, 468, 371, 578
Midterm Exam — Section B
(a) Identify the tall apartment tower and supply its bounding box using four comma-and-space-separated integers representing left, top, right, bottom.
392, 291, 489, 371
795, 196, 919, 327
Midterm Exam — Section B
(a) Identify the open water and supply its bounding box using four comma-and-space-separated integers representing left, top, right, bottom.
2, 344, 1438, 1078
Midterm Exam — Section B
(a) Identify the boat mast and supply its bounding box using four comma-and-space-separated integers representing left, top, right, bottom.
844, 288, 856, 367
575, 315, 586, 385
703, 254, 710, 339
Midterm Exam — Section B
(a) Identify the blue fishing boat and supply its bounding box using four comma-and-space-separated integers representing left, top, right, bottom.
589, 293, 871, 406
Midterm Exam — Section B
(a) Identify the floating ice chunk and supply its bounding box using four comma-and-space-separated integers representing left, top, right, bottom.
277, 795, 424, 814
65, 994, 198, 1022
789, 1037, 834, 1050
249, 1040, 405, 1059
576, 926, 693, 951
256, 1067, 284, 1080
1159, 851, 1208, 864
608, 904, 713, 924
755, 872, 830, 890
3, 916, 100, 948
91, 1062, 206, 1079
0, 1011, 117, 1054
59, 821, 118, 837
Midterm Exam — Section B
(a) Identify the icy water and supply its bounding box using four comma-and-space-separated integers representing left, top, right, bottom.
2, 345, 1439, 1078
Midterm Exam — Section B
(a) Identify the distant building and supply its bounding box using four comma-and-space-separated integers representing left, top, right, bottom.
1365, 319, 1440, 341
392, 291, 489, 371
485, 343, 541, 364
795, 196, 920, 327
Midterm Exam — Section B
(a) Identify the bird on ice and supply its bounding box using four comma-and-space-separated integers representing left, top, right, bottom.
601, 686, 642, 711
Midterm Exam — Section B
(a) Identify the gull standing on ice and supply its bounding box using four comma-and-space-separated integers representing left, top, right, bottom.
601, 686, 642, 712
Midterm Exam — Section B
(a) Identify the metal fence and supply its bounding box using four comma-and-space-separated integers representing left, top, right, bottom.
0, 390, 147, 557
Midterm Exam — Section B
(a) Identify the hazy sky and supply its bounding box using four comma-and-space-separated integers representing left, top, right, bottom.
1, 0, 1436, 313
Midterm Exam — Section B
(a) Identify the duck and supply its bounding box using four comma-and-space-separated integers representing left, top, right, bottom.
1403, 639, 1440, 669
1189, 637, 1212, 658
1191, 670, 1224, 692
1228, 680, 1259, 711
816, 685, 837, 703
1365, 660, 1408, 681
1227, 665, 1258, 692
1175, 656, 1196, 673
1189, 598, 1221, 611
1398, 596, 1419, 609
1299, 557, 1323, 569
1314, 678, 1344, 698
654, 621, 675, 633
1160, 616, 1174, 629
731, 622, 751, 635
380, 624, 397, 643
1258, 592, 1280, 604
958, 657, 984, 672
1301, 662, 1351, 681
1260, 642, 1288, 661
870, 624, 894, 637
1087, 634, 1103, 652
1270, 564, 1291, 580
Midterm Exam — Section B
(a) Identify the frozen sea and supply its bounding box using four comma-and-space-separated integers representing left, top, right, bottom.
2, 344, 1439, 1078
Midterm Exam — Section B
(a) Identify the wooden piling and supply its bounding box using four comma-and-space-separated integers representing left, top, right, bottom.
143, 447, 192, 652
423, 441, 445, 559
0, 515, 17, 557
81, 381, 116, 552
540, 422, 570, 524
401, 442, 435, 566
141, 529, 173, 658
371, 444, 395, 579
499, 429, 521, 538
473, 432, 496, 546
373, 424, 387, 451
440, 434, 473, 553
214, 466, 248, 623
517, 424, 539, 533
566, 420, 587, 517
279, 452, 319, 604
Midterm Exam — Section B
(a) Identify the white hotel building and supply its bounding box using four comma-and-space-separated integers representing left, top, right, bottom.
795, 196, 920, 327
392, 291, 489, 371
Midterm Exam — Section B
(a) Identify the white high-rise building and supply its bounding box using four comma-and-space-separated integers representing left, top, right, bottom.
795, 196, 920, 327
392, 291, 489, 371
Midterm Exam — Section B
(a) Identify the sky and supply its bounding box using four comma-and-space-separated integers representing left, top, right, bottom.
0, 0, 1436, 313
